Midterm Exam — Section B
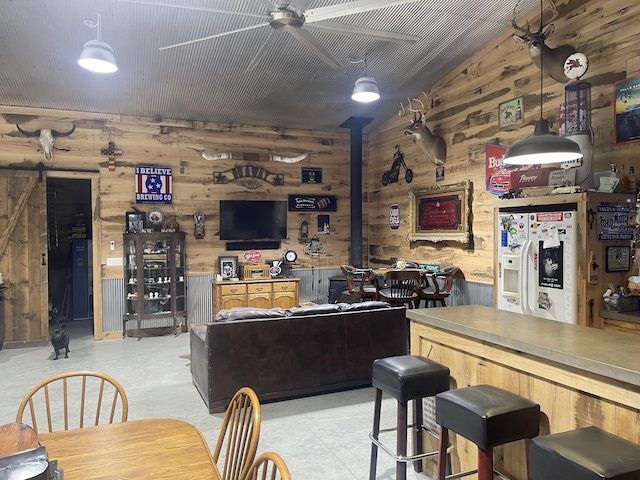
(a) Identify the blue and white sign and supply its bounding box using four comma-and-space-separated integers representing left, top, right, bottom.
135, 166, 172, 204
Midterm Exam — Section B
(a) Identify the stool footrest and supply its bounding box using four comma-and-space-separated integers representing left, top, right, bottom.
444, 469, 511, 480
369, 432, 438, 463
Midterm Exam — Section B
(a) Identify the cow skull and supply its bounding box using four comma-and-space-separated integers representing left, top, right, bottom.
16, 124, 76, 162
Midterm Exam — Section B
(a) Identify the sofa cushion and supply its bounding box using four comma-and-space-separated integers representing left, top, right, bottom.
339, 301, 392, 312
285, 303, 342, 316
214, 307, 286, 322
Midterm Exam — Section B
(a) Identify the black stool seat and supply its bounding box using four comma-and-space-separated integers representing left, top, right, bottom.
372, 355, 451, 403
530, 426, 640, 480
435, 384, 540, 480
370, 355, 450, 480
436, 384, 540, 450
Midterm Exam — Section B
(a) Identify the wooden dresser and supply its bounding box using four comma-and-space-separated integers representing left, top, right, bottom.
212, 277, 300, 313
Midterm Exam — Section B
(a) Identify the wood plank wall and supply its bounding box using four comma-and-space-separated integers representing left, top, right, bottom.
367, 0, 640, 285
0, 109, 363, 284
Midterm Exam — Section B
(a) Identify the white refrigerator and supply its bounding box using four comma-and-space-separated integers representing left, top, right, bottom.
496, 209, 578, 323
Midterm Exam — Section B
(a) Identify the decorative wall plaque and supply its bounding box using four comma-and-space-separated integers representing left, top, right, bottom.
288, 195, 337, 211
213, 163, 284, 187
302, 167, 322, 184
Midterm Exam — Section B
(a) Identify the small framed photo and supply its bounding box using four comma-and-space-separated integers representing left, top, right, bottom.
126, 211, 145, 233
498, 96, 524, 129
606, 246, 631, 272
218, 256, 238, 279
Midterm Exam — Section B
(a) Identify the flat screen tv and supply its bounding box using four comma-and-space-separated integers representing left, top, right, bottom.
219, 200, 288, 241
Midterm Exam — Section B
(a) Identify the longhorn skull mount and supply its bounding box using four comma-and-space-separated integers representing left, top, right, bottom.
16, 124, 76, 162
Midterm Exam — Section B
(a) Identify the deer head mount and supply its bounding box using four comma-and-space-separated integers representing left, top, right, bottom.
511, 0, 576, 83
16, 124, 76, 162
399, 96, 447, 166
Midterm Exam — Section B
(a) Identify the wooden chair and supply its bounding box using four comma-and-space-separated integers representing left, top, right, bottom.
417, 267, 459, 308
243, 451, 292, 480
340, 265, 377, 302
214, 387, 261, 480
16, 371, 128, 434
0, 423, 39, 455
375, 269, 421, 308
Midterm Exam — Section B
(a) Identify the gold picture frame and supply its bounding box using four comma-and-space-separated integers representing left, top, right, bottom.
407, 180, 471, 243
498, 96, 524, 129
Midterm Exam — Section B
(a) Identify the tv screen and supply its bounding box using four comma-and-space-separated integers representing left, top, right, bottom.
219, 200, 288, 240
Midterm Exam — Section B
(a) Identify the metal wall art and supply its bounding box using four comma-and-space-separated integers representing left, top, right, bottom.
407, 180, 472, 244
213, 163, 284, 188
382, 145, 413, 186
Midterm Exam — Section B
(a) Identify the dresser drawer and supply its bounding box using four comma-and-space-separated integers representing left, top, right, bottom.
247, 283, 272, 294
220, 284, 247, 295
273, 281, 296, 292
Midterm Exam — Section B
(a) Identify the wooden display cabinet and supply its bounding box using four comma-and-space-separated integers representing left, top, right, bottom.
212, 277, 299, 314
123, 231, 187, 339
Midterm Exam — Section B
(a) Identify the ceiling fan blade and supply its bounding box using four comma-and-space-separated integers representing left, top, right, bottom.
246, 30, 280, 72
116, 0, 270, 19
289, 0, 314, 14
288, 29, 342, 69
305, 0, 421, 24
255, 0, 278, 10
307, 21, 420, 43
159, 23, 270, 51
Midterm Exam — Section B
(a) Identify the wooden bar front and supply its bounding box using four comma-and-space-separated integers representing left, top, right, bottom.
406, 305, 640, 480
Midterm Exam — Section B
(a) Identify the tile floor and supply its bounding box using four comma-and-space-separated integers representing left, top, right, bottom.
0, 321, 434, 480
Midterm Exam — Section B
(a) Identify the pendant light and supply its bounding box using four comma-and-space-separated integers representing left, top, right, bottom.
351, 53, 380, 103
503, 1, 582, 165
78, 11, 118, 74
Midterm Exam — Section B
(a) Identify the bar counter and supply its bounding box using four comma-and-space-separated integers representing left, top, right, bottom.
406, 305, 640, 480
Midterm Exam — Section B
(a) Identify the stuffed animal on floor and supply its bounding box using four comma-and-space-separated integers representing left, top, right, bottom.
50, 325, 70, 360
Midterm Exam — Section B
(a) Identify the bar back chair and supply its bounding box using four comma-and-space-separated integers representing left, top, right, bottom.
243, 451, 292, 480
340, 265, 377, 302
16, 371, 128, 434
418, 267, 459, 308
375, 269, 421, 308
214, 386, 261, 480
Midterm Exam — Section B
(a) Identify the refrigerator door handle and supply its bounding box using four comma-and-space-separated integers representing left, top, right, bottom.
520, 240, 532, 315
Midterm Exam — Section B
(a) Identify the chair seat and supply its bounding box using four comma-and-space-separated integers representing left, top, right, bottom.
435, 384, 540, 450
378, 288, 418, 300
372, 355, 450, 403
530, 427, 640, 480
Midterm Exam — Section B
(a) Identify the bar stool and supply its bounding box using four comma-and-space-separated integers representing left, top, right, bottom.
369, 355, 450, 480
529, 426, 640, 480
435, 384, 540, 480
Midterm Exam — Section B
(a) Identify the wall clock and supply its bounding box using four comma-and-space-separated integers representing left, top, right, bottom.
284, 250, 298, 263
147, 207, 165, 229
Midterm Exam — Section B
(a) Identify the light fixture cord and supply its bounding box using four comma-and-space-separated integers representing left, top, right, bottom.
96, 11, 102, 42
363, 53, 368, 76
539, 0, 543, 121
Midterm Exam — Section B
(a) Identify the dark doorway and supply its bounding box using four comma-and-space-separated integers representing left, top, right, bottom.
47, 178, 92, 324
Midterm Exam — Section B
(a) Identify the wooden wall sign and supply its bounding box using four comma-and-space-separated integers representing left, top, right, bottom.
135, 166, 172, 204
213, 163, 284, 186
288, 195, 337, 211
407, 180, 471, 243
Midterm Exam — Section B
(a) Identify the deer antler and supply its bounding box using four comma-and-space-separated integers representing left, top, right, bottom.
511, 0, 532, 34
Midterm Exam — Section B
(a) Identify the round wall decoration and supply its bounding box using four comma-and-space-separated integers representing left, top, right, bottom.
147, 207, 165, 228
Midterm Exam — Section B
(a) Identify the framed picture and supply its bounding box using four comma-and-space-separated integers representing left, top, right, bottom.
606, 246, 631, 272
614, 75, 640, 145
407, 180, 471, 244
218, 256, 238, 279
498, 96, 524, 129
125, 211, 145, 233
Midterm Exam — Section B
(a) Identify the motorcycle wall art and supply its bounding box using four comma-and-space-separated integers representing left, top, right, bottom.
382, 145, 413, 186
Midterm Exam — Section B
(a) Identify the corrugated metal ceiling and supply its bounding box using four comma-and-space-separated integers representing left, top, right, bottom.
0, 0, 539, 132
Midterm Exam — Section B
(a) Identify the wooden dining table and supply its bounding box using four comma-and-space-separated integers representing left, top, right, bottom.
37, 418, 221, 479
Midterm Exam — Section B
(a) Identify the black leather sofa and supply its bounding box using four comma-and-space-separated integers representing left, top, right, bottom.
190, 301, 407, 413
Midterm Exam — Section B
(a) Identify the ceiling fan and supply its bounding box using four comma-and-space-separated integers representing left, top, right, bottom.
117, 0, 422, 71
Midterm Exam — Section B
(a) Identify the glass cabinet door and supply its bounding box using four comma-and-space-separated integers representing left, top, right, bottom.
174, 236, 186, 313
124, 238, 138, 315
142, 239, 172, 315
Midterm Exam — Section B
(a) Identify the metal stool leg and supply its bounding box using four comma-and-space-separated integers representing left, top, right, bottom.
369, 388, 383, 480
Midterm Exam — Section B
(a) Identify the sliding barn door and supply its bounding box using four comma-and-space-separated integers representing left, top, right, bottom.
0, 171, 48, 347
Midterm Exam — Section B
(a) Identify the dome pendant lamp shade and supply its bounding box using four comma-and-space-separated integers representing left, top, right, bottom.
351, 53, 380, 103
503, 0, 582, 166
351, 77, 380, 103
78, 11, 117, 74
78, 40, 117, 73
503, 119, 583, 165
